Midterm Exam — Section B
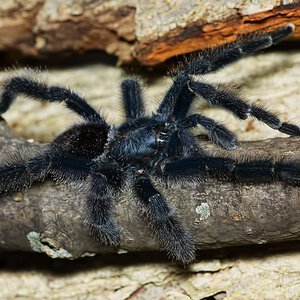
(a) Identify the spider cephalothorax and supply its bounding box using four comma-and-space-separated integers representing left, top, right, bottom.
0, 24, 299, 263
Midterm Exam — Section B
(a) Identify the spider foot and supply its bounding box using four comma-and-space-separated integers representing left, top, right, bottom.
88, 221, 121, 247
276, 162, 300, 185
134, 176, 196, 263
271, 23, 295, 44
151, 217, 196, 263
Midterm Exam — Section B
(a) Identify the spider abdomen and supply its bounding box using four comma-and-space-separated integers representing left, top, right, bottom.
53, 123, 108, 159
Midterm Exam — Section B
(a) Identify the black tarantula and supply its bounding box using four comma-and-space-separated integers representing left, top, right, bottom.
0, 24, 299, 263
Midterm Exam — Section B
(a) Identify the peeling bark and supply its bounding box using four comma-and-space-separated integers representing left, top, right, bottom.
1, 0, 300, 65
135, 3, 300, 65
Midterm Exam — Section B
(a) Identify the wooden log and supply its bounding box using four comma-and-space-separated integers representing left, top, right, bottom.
0, 119, 299, 259
1, 0, 300, 65
135, 1, 300, 65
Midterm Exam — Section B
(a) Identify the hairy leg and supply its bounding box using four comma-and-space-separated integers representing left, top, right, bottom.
166, 129, 204, 162
118, 117, 156, 135
156, 24, 294, 121
162, 155, 300, 185
187, 24, 294, 75
0, 76, 104, 123
133, 174, 195, 263
85, 172, 120, 246
178, 114, 237, 149
121, 79, 145, 119
0, 140, 94, 193
187, 81, 300, 136
0, 149, 50, 193
0, 143, 119, 245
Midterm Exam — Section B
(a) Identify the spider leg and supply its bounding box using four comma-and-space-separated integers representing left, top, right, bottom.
166, 131, 186, 160
188, 23, 294, 75
49, 153, 92, 182
0, 143, 120, 245
187, 81, 300, 136
156, 24, 294, 121
162, 155, 300, 185
86, 171, 121, 246
156, 72, 190, 120
51, 154, 121, 247
166, 129, 204, 161
133, 174, 195, 263
121, 79, 145, 119
0, 76, 105, 123
0, 150, 50, 193
161, 33, 272, 120
271, 23, 295, 44
0, 124, 96, 193
178, 114, 237, 149
0, 145, 94, 193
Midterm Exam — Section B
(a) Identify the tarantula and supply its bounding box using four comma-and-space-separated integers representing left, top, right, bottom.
0, 24, 299, 263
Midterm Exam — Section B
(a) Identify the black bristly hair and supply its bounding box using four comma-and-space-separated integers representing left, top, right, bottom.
0, 24, 299, 263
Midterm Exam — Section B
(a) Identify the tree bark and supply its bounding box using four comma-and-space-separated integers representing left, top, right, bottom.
1, 0, 300, 65
0, 119, 299, 259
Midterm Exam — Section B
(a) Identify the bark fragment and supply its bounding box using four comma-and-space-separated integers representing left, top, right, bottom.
1, 0, 300, 65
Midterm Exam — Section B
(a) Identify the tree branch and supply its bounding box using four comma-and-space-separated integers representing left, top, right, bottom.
0, 120, 299, 259
1, 0, 300, 65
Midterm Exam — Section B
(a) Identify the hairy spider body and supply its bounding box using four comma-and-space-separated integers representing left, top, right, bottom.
0, 24, 299, 263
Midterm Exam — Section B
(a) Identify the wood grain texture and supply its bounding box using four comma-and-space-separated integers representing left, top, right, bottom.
1, 0, 300, 65
135, 2, 300, 65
